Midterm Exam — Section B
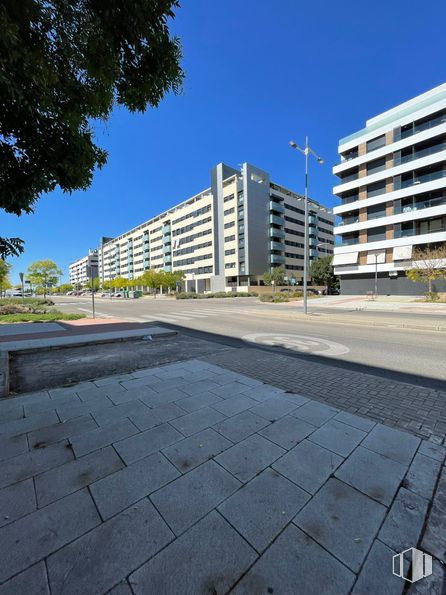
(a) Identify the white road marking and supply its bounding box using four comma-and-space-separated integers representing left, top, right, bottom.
77, 308, 114, 319
242, 333, 350, 356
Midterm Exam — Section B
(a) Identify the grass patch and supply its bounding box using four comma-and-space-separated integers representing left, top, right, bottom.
176, 291, 258, 300
0, 311, 85, 323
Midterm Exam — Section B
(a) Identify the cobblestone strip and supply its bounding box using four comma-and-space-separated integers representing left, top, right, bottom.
202, 347, 446, 444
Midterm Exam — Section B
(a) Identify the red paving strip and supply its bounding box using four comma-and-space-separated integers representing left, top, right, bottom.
0, 318, 157, 344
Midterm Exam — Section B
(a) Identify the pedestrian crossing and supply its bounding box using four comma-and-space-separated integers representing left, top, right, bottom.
137, 306, 262, 323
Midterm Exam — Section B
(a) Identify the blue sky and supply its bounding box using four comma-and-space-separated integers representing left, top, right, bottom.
2, 0, 445, 283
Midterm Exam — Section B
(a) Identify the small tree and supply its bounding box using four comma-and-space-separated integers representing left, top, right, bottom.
27, 259, 62, 298
263, 265, 285, 287
310, 256, 339, 294
406, 246, 446, 299
0, 261, 12, 297
58, 283, 74, 294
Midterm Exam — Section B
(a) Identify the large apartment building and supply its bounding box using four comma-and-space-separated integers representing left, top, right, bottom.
69, 249, 99, 286
98, 162, 334, 292
333, 83, 446, 295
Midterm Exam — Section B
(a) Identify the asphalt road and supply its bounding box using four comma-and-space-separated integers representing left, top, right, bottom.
52, 295, 446, 390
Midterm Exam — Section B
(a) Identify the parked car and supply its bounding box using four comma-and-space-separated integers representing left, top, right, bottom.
111, 293, 123, 298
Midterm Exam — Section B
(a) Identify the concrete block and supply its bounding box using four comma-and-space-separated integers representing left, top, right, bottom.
232, 524, 354, 594
130, 403, 186, 431
162, 427, 232, 473
169, 407, 225, 437
150, 460, 240, 535
129, 511, 257, 595
47, 498, 173, 595
272, 439, 343, 494
404, 452, 442, 500
212, 394, 258, 417
0, 489, 100, 583
335, 446, 407, 506
362, 424, 420, 465
114, 423, 183, 464
294, 478, 386, 572
352, 540, 404, 595
0, 440, 74, 489
0, 478, 36, 527
70, 418, 139, 457
0, 562, 49, 595
379, 487, 429, 552
258, 415, 316, 450
90, 452, 180, 520
35, 446, 123, 506
213, 410, 270, 443
291, 400, 339, 427
28, 414, 97, 449
249, 396, 300, 422
0, 433, 28, 462
218, 468, 310, 552
215, 434, 285, 483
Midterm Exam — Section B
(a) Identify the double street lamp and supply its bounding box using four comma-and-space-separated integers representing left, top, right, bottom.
289, 137, 324, 314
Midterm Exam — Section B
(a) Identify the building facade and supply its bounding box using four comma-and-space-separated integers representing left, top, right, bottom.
98, 162, 334, 292
69, 249, 99, 287
333, 83, 446, 295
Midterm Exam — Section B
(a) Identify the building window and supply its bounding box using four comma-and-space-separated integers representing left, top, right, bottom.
225, 262, 236, 269
366, 134, 386, 153
224, 221, 235, 229
224, 235, 235, 242
367, 157, 386, 175
224, 207, 235, 216
225, 249, 236, 256
367, 180, 386, 198
223, 194, 234, 203
367, 226, 386, 242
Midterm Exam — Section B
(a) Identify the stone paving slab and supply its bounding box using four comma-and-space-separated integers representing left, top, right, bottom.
0, 357, 444, 594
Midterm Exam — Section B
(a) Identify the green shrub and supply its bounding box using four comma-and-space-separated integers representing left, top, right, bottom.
259, 293, 290, 303
0, 297, 54, 307
175, 291, 258, 300
0, 311, 85, 323
425, 291, 440, 302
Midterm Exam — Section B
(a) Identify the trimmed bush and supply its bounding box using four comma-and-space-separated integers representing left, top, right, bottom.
175, 291, 258, 300
259, 294, 290, 303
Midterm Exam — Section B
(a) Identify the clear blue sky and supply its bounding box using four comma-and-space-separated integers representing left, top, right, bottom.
2, 0, 445, 283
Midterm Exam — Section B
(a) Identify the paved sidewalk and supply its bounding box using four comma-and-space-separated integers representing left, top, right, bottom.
203, 348, 446, 444
0, 359, 444, 594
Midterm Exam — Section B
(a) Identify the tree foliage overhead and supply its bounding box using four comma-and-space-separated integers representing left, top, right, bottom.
263, 265, 285, 286
0, 0, 184, 217
405, 245, 446, 295
310, 255, 339, 292
26, 259, 62, 297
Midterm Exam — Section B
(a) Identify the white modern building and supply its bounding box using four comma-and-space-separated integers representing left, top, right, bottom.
69, 249, 99, 287
98, 162, 334, 292
333, 83, 446, 295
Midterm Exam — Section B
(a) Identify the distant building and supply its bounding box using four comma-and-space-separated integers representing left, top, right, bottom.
69, 249, 98, 286
333, 83, 446, 295
97, 162, 334, 292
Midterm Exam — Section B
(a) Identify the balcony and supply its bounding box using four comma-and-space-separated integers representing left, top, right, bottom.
163, 265, 172, 272
338, 171, 359, 183
309, 238, 318, 248
399, 168, 446, 190
269, 201, 285, 214
309, 248, 318, 258
340, 237, 359, 246
338, 216, 359, 226
270, 254, 285, 264
395, 224, 446, 239
269, 214, 285, 226
396, 141, 446, 166
269, 227, 285, 239
394, 196, 446, 215
270, 241, 284, 251
162, 224, 171, 234
399, 112, 446, 140
309, 215, 318, 226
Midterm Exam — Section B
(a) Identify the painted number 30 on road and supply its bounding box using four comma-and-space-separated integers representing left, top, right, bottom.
242, 333, 350, 356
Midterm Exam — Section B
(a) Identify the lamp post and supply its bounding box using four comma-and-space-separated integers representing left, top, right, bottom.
289, 138, 324, 314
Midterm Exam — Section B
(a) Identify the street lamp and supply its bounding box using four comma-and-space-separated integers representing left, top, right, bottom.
289, 137, 324, 314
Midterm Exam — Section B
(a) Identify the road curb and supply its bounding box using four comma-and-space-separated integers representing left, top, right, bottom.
252, 308, 446, 332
